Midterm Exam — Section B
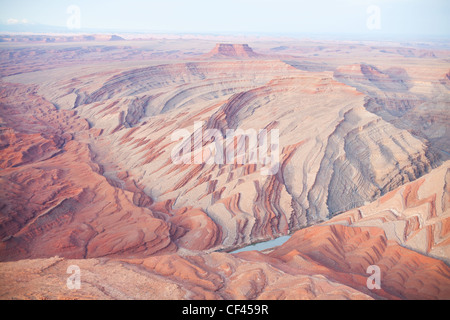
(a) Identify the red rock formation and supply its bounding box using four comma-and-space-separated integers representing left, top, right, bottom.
203, 43, 261, 59
265, 224, 450, 300
1, 223, 449, 300
0, 57, 440, 258
0, 39, 449, 300
169, 208, 222, 251
326, 161, 450, 263
0, 83, 178, 260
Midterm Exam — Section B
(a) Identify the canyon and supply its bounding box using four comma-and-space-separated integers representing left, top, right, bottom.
0, 38, 449, 299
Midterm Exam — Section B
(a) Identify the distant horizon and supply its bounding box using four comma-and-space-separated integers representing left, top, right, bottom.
0, 0, 449, 41
1, 25, 449, 44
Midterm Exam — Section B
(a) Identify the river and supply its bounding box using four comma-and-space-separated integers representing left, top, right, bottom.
230, 235, 291, 253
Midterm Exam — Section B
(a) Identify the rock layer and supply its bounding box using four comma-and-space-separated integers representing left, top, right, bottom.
1, 221, 449, 300
326, 161, 450, 263
0, 57, 444, 258
0, 39, 449, 300
203, 43, 261, 59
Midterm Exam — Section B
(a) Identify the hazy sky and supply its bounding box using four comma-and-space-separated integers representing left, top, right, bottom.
0, 0, 449, 37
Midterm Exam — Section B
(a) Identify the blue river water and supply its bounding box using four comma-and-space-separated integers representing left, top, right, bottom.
230, 235, 291, 253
